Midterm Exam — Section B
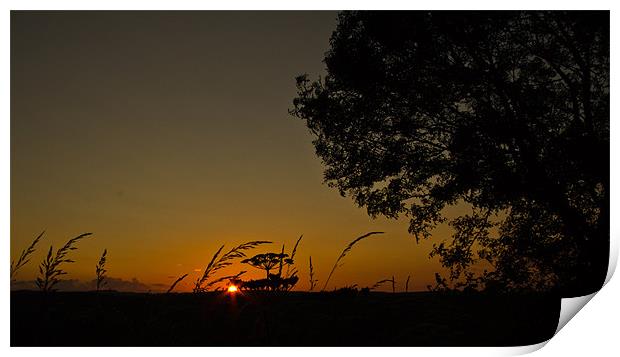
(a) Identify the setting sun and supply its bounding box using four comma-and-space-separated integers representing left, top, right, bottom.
9, 10, 607, 349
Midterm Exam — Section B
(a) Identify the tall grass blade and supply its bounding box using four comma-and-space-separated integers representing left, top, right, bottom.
36, 232, 92, 292
11, 230, 45, 280
285, 235, 303, 277
322, 232, 384, 291
95, 249, 107, 291
167, 273, 189, 293
194, 240, 270, 292
309, 256, 317, 291
278, 244, 285, 277
205, 271, 246, 289
370, 278, 393, 291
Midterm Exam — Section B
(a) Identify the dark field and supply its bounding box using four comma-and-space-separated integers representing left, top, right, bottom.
11, 290, 560, 346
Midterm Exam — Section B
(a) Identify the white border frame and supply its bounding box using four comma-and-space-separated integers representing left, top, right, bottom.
3, 1, 617, 356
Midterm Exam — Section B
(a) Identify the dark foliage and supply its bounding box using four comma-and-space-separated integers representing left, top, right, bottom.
292, 11, 609, 295
236, 274, 299, 292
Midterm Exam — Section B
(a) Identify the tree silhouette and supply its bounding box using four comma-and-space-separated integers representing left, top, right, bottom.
292, 11, 608, 295
242, 253, 292, 279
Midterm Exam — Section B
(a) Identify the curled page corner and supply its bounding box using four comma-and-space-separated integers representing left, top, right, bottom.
505, 340, 549, 356
511, 238, 618, 354
499, 291, 601, 356
552, 235, 618, 337
555, 292, 597, 334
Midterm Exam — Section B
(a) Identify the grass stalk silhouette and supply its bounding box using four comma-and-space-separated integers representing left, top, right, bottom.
95, 249, 107, 291
204, 271, 246, 290
167, 273, 188, 293
308, 256, 317, 291
322, 231, 384, 291
194, 240, 270, 292
285, 235, 303, 278
277, 244, 285, 277
405, 275, 411, 293
369, 277, 394, 291
36, 232, 92, 292
11, 231, 44, 280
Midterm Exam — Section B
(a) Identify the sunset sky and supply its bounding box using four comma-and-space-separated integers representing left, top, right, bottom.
11, 11, 469, 292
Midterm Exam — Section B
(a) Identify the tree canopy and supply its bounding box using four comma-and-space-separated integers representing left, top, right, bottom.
242, 253, 292, 278
291, 11, 609, 295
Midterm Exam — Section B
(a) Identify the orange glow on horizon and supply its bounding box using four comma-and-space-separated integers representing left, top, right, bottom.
227, 285, 238, 293
10, 12, 454, 293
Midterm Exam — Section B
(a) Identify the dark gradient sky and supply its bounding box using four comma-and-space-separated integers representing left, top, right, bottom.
11, 11, 463, 292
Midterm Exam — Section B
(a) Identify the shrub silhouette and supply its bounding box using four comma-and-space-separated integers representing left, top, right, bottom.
427, 273, 450, 292
236, 274, 299, 291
